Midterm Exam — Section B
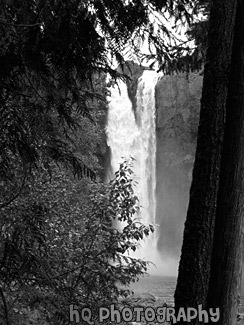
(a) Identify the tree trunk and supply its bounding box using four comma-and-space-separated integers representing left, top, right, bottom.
207, 2, 244, 324
174, 0, 237, 319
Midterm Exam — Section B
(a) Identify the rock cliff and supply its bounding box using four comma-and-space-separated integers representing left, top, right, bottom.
155, 73, 202, 257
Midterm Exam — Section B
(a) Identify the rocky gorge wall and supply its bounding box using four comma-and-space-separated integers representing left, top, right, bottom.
155, 73, 202, 259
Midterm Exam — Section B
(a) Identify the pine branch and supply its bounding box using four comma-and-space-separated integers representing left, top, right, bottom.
0, 168, 27, 209
0, 287, 10, 325
0, 21, 41, 27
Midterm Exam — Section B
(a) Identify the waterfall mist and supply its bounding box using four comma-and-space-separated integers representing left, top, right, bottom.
106, 70, 178, 276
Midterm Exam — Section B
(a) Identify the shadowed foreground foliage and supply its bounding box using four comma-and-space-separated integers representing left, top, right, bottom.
0, 161, 154, 324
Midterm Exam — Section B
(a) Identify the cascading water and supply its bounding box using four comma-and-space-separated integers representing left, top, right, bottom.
106, 70, 177, 275
135, 71, 158, 233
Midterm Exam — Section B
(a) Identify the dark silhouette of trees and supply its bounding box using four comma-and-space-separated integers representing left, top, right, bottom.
206, 1, 244, 323
175, 0, 244, 324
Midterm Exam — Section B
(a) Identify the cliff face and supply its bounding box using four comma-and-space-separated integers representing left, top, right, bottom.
155, 73, 203, 257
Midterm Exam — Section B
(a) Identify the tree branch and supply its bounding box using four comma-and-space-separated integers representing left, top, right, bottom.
0, 20, 41, 27
0, 167, 27, 209
0, 287, 10, 325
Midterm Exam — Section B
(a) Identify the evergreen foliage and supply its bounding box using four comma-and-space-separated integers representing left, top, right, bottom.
0, 0, 197, 183
163, 0, 209, 73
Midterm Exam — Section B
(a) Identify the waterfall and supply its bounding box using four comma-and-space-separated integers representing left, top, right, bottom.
106, 70, 177, 275
135, 71, 158, 231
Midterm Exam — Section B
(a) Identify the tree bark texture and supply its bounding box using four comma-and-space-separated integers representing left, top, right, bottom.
174, 0, 237, 319
207, 2, 244, 324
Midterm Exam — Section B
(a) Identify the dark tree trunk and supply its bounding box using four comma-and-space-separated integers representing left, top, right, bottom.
174, 0, 237, 319
207, 2, 244, 324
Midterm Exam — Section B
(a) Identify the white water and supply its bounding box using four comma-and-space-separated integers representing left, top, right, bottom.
106, 70, 177, 275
